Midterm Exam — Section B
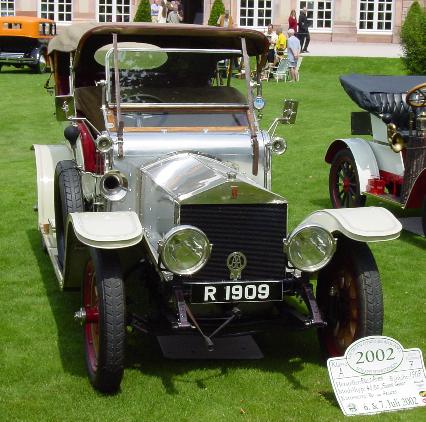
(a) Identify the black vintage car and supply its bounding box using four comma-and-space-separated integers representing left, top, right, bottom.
0, 16, 55, 73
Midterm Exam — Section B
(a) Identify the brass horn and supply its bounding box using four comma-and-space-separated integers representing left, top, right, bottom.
387, 123, 405, 153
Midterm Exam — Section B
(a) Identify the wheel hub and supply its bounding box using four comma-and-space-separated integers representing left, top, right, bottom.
343, 177, 350, 192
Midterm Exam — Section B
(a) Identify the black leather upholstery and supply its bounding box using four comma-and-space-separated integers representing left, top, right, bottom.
370, 92, 411, 129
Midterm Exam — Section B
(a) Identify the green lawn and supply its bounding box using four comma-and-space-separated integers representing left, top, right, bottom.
0, 58, 425, 421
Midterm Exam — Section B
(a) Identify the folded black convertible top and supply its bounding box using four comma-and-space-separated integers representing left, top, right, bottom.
340, 74, 426, 113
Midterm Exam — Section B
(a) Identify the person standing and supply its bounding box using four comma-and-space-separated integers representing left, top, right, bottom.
287, 28, 301, 82
264, 24, 278, 64
167, 3, 183, 23
217, 10, 234, 27
157, 0, 168, 23
275, 27, 287, 63
151, 0, 160, 23
288, 9, 298, 32
298, 7, 310, 53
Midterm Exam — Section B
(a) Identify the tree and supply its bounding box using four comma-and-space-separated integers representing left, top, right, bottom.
208, 0, 225, 26
134, 0, 152, 22
400, 1, 426, 74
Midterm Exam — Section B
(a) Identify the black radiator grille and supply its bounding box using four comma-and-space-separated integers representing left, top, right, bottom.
180, 204, 287, 281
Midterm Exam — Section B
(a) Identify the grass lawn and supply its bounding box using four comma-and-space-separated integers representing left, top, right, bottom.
0, 57, 425, 421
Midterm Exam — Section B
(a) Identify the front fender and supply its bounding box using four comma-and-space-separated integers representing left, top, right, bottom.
325, 138, 380, 192
66, 211, 143, 249
34, 144, 73, 227
62, 211, 143, 289
297, 206, 401, 242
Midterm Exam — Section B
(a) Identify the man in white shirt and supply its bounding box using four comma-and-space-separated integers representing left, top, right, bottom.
264, 24, 277, 64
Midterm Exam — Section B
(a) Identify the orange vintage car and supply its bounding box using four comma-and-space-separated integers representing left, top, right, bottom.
0, 16, 56, 73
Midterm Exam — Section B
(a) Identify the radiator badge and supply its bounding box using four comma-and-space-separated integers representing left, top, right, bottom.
227, 252, 247, 280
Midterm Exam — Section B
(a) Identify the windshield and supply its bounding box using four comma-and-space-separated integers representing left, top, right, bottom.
100, 45, 247, 106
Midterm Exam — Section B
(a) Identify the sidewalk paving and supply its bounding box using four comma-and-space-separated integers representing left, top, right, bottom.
302, 41, 403, 58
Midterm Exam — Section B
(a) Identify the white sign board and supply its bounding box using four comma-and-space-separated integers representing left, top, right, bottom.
327, 336, 426, 416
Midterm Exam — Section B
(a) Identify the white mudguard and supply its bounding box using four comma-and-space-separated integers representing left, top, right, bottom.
62, 211, 143, 289
67, 211, 143, 249
34, 144, 73, 227
325, 138, 380, 192
298, 206, 402, 242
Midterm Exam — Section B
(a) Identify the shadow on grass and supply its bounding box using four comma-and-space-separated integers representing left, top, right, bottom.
27, 228, 333, 397
125, 322, 328, 395
27, 228, 85, 378
399, 230, 426, 249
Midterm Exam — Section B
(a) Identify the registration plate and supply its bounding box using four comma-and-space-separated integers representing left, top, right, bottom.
191, 281, 283, 304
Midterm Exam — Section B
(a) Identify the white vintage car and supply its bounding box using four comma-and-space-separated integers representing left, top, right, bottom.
325, 74, 426, 235
34, 23, 401, 393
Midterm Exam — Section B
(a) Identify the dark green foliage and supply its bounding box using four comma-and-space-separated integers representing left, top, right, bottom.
208, 0, 225, 26
400, 1, 426, 74
133, 0, 152, 22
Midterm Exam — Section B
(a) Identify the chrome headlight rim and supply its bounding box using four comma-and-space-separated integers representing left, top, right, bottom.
284, 223, 336, 273
159, 225, 211, 276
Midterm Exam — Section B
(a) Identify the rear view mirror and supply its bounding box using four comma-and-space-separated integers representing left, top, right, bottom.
282, 99, 298, 124
55, 95, 76, 121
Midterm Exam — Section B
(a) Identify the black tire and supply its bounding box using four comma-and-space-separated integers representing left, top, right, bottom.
83, 249, 126, 394
329, 149, 366, 208
54, 160, 83, 268
34, 53, 47, 74
316, 237, 383, 358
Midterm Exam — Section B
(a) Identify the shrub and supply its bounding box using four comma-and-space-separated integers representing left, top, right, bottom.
208, 0, 225, 26
400, 1, 426, 74
134, 0, 152, 22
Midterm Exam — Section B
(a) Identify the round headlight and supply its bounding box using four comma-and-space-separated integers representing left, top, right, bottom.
284, 224, 336, 272
159, 226, 211, 275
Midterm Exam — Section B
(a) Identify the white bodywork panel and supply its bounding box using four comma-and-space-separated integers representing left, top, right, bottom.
370, 115, 405, 176
298, 207, 402, 242
33, 144, 73, 226
337, 138, 380, 192
67, 211, 143, 248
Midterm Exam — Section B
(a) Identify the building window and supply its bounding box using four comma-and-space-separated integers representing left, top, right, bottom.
299, 1, 333, 31
98, 0, 131, 23
358, 0, 393, 31
40, 0, 72, 22
1, 0, 14, 16
239, 0, 272, 28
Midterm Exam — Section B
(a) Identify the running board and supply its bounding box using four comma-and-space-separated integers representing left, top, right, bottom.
157, 335, 263, 359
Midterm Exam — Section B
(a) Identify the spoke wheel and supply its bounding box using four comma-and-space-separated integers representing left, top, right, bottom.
316, 238, 383, 357
329, 149, 366, 208
83, 249, 125, 393
54, 161, 83, 268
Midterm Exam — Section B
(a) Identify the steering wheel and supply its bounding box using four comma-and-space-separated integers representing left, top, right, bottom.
406, 83, 426, 108
124, 93, 164, 103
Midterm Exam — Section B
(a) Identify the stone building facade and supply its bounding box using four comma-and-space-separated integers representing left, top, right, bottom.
2, 0, 424, 43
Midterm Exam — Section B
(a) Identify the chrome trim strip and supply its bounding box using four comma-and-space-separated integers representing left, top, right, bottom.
184, 280, 283, 285
110, 103, 249, 109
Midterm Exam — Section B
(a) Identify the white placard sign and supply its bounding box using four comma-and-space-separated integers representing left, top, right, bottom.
327, 336, 426, 416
